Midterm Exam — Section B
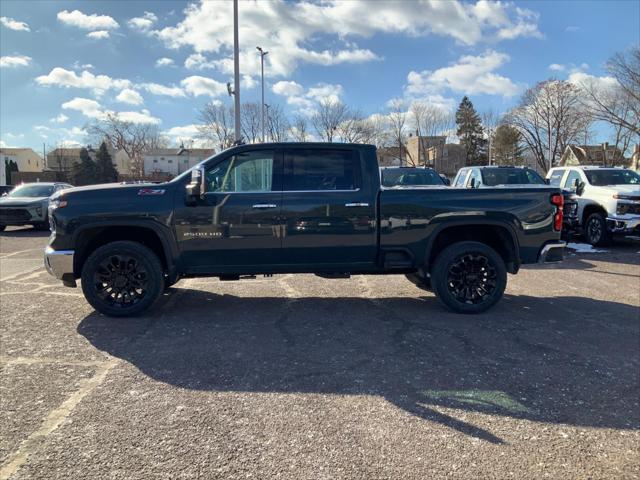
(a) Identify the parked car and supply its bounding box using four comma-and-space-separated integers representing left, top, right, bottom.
0, 182, 73, 231
380, 166, 448, 187
453, 165, 580, 235
45, 143, 565, 317
546, 166, 640, 246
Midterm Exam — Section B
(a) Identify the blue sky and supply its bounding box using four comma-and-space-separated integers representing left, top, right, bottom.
1, 0, 638, 153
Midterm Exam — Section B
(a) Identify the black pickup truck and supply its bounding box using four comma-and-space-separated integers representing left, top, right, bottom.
45, 143, 565, 316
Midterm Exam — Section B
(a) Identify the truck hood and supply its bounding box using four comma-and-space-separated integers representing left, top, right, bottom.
0, 196, 49, 206
589, 184, 640, 197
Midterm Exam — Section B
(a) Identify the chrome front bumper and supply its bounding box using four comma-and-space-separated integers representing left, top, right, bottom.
538, 241, 566, 264
606, 216, 640, 233
44, 247, 76, 286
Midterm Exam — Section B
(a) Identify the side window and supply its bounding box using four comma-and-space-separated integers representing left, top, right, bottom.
563, 170, 581, 190
454, 169, 468, 187
468, 169, 482, 188
548, 169, 565, 187
206, 150, 275, 193
284, 149, 359, 191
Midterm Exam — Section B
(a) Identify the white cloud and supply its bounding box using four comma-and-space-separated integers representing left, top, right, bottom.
62, 97, 105, 119
87, 30, 109, 39
405, 50, 519, 98
272, 81, 304, 97
180, 76, 227, 97
549, 63, 566, 72
117, 109, 161, 125
153, 1, 541, 78
155, 57, 174, 67
116, 88, 144, 105
139, 82, 186, 97
163, 124, 212, 147
57, 9, 119, 30
61, 97, 160, 124
0, 55, 32, 68
241, 75, 257, 89
568, 71, 618, 91
128, 11, 157, 31
36, 68, 131, 95
50, 114, 69, 124
1, 16, 30, 31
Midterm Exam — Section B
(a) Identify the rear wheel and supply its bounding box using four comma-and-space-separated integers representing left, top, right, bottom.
81, 241, 164, 317
585, 212, 611, 246
431, 241, 507, 314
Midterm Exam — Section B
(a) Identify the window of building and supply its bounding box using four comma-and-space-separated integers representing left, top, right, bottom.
153, 159, 158, 163
284, 149, 358, 191
168, 159, 173, 163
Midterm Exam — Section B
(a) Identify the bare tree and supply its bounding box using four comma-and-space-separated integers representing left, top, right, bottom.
197, 101, 235, 152
266, 103, 290, 142
387, 99, 411, 165
240, 102, 261, 144
311, 99, 348, 142
290, 115, 309, 142
88, 113, 164, 179
505, 80, 590, 172
481, 109, 500, 165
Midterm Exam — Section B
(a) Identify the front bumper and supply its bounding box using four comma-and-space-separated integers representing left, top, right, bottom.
606, 215, 640, 234
44, 247, 76, 287
0, 206, 46, 225
538, 241, 566, 264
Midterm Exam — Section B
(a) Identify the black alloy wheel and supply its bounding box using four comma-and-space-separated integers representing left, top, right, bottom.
585, 212, 610, 247
93, 254, 150, 308
446, 252, 498, 305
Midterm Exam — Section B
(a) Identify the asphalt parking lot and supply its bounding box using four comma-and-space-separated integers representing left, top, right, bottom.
0, 226, 638, 479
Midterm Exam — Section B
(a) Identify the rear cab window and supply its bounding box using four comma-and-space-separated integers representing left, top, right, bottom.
283, 149, 360, 191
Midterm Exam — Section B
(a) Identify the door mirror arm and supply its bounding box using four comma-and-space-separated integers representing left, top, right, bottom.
185, 166, 206, 206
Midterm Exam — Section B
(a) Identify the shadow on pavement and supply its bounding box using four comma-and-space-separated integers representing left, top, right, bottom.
78, 291, 640, 445
0, 227, 50, 238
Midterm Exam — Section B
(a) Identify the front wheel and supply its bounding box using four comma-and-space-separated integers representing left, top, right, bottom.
585, 212, 611, 247
81, 240, 164, 317
431, 241, 507, 314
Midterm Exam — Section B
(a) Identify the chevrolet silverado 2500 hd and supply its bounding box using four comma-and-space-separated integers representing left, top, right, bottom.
45, 143, 565, 316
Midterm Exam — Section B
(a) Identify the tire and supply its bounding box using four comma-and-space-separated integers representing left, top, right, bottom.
584, 212, 611, 247
405, 272, 432, 292
81, 240, 164, 317
431, 241, 507, 314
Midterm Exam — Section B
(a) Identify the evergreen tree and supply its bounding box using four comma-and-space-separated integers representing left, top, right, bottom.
455, 96, 487, 165
95, 142, 119, 183
492, 124, 524, 165
5, 159, 19, 185
71, 148, 97, 186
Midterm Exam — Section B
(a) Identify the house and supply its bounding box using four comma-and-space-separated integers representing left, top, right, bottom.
143, 147, 215, 177
114, 149, 132, 175
0, 148, 44, 172
376, 146, 404, 167
46, 147, 88, 173
559, 143, 628, 167
406, 135, 446, 166
424, 144, 466, 178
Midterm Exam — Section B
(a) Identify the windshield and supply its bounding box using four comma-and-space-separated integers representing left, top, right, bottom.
381, 168, 444, 187
7, 184, 55, 198
584, 169, 640, 186
481, 168, 545, 186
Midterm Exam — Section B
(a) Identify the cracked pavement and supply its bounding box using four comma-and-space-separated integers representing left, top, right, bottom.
1, 227, 639, 479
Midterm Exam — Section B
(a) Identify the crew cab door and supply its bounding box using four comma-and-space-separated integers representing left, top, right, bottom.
174, 148, 283, 271
279, 147, 377, 268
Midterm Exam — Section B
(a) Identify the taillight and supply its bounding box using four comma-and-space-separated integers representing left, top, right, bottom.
551, 193, 564, 231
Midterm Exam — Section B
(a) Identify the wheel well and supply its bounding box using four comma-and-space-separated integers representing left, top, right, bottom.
74, 226, 168, 277
582, 204, 607, 225
427, 225, 518, 273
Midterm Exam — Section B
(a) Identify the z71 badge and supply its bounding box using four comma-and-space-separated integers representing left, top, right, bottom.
138, 188, 166, 196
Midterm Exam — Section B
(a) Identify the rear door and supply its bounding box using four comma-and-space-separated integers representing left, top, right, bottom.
279, 147, 377, 268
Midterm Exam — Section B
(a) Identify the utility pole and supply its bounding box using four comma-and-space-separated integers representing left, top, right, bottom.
263, 103, 271, 142
256, 46, 268, 143
233, 0, 241, 143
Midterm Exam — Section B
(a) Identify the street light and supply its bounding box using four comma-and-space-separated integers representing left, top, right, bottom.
256, 46, 268, 143
232, 0, 241, 143
263, 103, 271, 142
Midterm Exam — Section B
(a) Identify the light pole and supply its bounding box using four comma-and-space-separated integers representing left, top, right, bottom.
233, 0, 241, 143
256, 46, 268, 143
263, 103, 271, 142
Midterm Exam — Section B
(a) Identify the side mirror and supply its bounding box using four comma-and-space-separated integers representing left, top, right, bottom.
576, 181, 585, 196
469, 177, 476, 188
544, 178, 550, 185
185, 166, 205, 205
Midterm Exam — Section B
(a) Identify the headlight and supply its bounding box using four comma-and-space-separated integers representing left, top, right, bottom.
49, 198, 68, 210
35, 206, 42, 216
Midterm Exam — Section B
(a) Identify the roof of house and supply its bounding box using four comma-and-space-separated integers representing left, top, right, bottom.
0, 148, 40, 156
47, 148, 84, 156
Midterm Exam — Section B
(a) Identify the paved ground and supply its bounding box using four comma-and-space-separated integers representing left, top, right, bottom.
0, 226, 639, 479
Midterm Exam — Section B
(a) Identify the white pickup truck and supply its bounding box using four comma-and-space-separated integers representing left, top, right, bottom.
546, 166, 640, 245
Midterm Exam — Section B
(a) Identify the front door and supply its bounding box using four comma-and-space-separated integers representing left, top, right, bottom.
279, 147, 377, 268
174, 149, 283, 272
